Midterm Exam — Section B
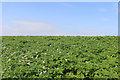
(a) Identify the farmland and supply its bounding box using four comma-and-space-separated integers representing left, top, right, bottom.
1, 36, 119, 79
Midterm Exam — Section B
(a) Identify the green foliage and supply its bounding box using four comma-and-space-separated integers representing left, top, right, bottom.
1, 36, 119, 78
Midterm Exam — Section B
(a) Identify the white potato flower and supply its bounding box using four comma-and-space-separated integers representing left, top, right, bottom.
42, 66, 45, 69
44, 53, 47, 55
40, 72, 42, 75
7, 59, 11, 62
43, 61, 45, 63
65, 59, 68, 62
27, 62, 30, 65
9, 66, 11, 69
51, 55, 53, 57
56, 68, 59, 70
43, 71, 47, 73
35, 55, 38, 59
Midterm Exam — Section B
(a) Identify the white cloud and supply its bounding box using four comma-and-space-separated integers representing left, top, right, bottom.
113, 3, 118, 14
101, 18, 109, 22
99, 8, 108, 12
68, 29, 117, 36
2, 20, 116, 36
113, 2, 118, 8
60, 3, 73, 7
71, 29, 105, 36
2, 20, 61, 36
2, 24, 116, 36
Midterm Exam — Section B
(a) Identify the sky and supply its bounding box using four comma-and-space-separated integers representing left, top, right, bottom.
1, 0, 119, 2
2, 2, 118, 36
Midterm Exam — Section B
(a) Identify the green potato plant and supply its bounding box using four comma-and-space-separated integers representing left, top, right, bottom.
1, 36, 119, 79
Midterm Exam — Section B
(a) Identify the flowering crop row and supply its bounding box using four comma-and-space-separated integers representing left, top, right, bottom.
1, 36, 119, 79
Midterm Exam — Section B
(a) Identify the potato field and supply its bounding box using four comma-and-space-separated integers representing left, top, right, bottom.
1, 36, 119, 79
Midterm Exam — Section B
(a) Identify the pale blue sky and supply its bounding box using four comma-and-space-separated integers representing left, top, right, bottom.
2, 2, 118, 36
